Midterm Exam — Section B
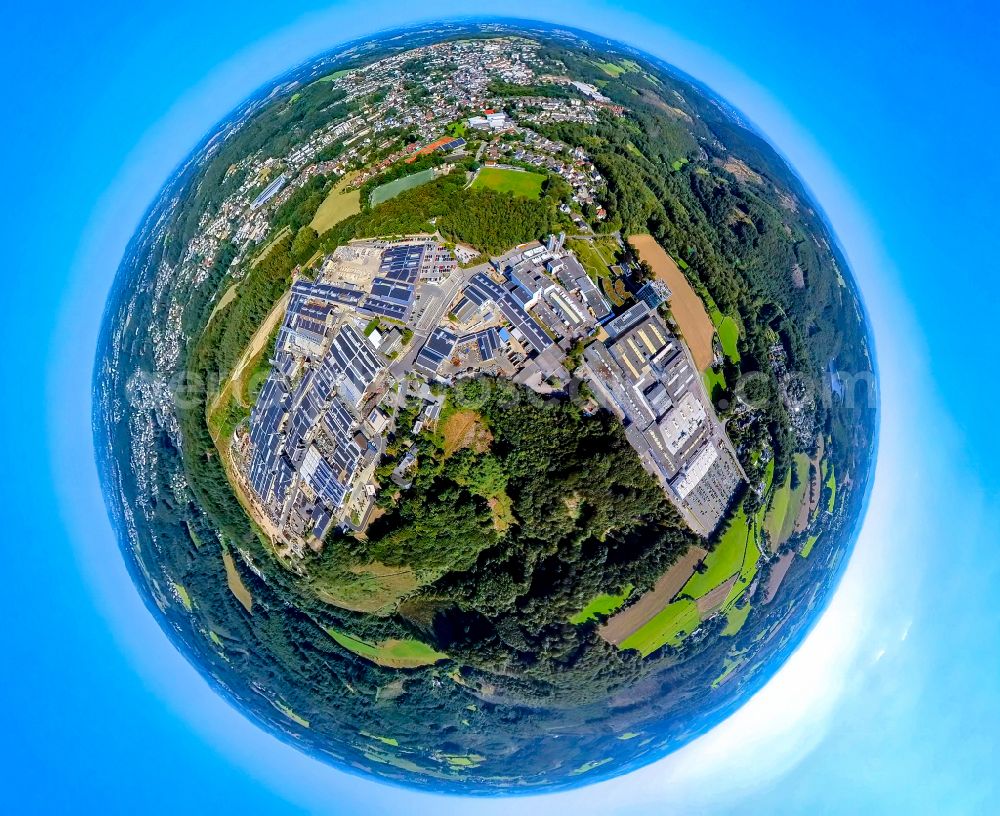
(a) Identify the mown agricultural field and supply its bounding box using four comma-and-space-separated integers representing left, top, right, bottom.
764, 453, 811, 549
682, 507, 753, 599
620, 598, 701, 656
327, 629, 448, 669
310, 174, 361, 233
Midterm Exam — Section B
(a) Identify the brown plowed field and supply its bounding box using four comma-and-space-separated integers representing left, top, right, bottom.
628, 234, 715, 370
764, 550, 795, 604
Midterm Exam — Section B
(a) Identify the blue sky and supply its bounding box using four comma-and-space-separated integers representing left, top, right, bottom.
2, 1, 999, 813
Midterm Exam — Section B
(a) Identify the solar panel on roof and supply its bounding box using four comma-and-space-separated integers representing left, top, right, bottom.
364, 300, 409, 320
476, 328, 500, 361
425, 327, 457, 356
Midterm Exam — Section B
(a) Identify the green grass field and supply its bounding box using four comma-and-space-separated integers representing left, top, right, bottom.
272, 700, 309, 727
800, 534, 820, 558
825, 460, 837, 512
722, 519, 763, 608
764, 453, 810, 547
703, 368, 726, 400
443, 753, 486, 768
716, 315, 741, 363
682, 506, 752, 599
763, 456, 776, 493
361, 732, 399, 747
571, 758, 613, 776
618, 502, 764, 654
721, 602, 752, 637
711, 654, 747, 687
471, 167, 545, 198
310, 177, 361, 233
315, 68, 351, 83
620, 598, 701, 656
328, 629, 447, 669
594, 60, 626, 77
569, 585, 633, 624
703, 289, 722, 321
172, 581, 193, 612
704, 294, 741, 364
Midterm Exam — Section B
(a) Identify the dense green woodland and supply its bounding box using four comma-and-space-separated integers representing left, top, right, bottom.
317, 170, 558, 256
312, 379, 696, 691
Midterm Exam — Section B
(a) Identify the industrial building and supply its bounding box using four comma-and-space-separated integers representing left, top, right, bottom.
582, 312, 741, 535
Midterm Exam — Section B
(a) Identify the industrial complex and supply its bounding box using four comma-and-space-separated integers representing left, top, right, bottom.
234, 234, 742, 555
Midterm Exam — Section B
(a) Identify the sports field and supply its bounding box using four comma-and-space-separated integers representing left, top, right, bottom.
370, 167, 436, 207
471, 167, 545, 198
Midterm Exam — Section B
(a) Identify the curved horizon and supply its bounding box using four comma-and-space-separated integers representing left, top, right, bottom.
8, 1, 995, 813
91, 16, 877, 796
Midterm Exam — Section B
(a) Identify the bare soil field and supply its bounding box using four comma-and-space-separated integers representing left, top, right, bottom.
764, 551, 796, 604
719, 157, 763, 186
599, 545, 707, 646
629, 234, 716, 370
222, 546, 253, 613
